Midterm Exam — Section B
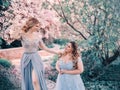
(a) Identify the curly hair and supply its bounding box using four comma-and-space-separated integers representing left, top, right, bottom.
21, 17, 40, 33
70, 41, 80, 69
60, 41, 80, 69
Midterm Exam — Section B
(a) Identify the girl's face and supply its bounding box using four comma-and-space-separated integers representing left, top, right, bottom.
28, 23, 40, 33
65, 43, 73, 53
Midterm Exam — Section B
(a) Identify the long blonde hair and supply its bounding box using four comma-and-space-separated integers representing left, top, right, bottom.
21, 17, 40, 33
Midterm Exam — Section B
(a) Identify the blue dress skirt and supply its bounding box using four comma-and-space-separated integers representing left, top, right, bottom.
21, 52, 48, 90
55, 60, 85, 90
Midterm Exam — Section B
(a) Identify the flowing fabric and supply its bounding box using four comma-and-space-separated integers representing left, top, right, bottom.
21, 52, 48, 90
20, 34, 48, 90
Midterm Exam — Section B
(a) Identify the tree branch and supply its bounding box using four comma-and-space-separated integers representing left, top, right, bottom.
57, 0, 87, 40
75, 16, 92, 35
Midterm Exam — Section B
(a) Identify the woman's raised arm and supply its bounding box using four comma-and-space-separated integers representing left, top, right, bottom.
39, 39, 63, 55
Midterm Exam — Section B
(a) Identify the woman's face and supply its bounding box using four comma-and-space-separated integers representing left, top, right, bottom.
28, 23, 40, 33
65, 43, 73, 53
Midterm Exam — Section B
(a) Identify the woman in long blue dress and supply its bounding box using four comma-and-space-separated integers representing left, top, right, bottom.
12, 17, 60, 90
55, 42, 85, 90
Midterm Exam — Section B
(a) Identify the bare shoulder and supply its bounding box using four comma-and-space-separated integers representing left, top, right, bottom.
77, 57, 83, 63
56, 59, 61, 65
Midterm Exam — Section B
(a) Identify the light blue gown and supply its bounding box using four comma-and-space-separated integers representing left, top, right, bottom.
55, 59, 85, 90
20, 35, 48, 90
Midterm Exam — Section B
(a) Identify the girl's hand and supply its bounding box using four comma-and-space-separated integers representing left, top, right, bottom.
58, 70, 62, 74
60, 70, 67, 74
57, 69, 63, 74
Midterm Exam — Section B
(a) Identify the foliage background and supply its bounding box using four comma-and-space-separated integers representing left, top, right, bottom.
0, 0, 120, 90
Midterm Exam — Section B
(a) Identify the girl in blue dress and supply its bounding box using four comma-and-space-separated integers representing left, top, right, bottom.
55, 42, 85, 90
11, 17, 61, 90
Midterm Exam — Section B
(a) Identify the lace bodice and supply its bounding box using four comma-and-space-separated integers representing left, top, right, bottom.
59, 60, 74, 70
59, 59, 81, 70
21, 34, 42, 53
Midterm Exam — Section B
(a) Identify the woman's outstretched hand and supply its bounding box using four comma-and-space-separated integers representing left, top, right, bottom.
39, 39, 62, 55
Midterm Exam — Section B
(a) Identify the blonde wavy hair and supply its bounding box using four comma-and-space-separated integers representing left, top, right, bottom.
21, 17, 40, 33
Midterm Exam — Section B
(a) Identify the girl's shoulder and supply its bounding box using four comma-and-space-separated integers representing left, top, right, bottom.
56, 59, 62, 65
57, 58, 65, 64
78, 57, 82, 61
75, 57, 82, 63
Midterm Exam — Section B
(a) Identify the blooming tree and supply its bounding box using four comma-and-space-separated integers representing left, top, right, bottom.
0, 0, 61, 42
